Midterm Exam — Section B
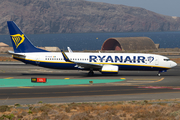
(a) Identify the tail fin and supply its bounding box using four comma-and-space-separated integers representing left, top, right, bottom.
7, 21, 48, 53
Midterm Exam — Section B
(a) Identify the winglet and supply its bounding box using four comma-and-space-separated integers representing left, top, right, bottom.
61, 50, 71, 62
67, 47, 73, 53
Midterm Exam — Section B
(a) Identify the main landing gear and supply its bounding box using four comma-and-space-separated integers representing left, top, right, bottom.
88, 69, 94, 76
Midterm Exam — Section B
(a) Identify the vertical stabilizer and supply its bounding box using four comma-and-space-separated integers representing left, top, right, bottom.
7, 21, 48, 53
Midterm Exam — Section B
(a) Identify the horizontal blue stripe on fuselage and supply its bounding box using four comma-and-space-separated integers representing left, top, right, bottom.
14, 57, 169, 71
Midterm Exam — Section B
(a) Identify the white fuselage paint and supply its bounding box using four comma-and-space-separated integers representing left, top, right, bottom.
14, 52, 177, 71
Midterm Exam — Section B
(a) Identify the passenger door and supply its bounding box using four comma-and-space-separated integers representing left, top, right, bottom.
155, 56, 159, 65
36, 56, 40, 65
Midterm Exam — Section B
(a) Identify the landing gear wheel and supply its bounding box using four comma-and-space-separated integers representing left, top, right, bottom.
88, 70, 94, 76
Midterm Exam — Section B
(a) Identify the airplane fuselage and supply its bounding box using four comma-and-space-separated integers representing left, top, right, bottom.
13, 52, 177, 71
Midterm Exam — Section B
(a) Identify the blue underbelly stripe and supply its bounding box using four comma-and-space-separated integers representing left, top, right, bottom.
14, 57, 169, 71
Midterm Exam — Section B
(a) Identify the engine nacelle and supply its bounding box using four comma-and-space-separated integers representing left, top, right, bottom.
101, 65, 119, 74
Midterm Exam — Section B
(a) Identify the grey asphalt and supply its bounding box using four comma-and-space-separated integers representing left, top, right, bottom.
0, 63, 180, 105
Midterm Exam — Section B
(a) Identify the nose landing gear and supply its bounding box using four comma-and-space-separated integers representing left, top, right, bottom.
157, 73, 161, 76
157, 70, 167, 76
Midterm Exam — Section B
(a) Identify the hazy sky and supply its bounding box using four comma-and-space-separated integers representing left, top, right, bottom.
86, 0, 180, 17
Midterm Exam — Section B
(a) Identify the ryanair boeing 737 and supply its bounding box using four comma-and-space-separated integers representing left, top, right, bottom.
7, 21, 177, 76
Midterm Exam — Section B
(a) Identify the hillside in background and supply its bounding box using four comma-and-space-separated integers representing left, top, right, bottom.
0, 0, 180, 34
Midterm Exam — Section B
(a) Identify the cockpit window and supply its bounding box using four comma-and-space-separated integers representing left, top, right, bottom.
164, 59, 170, 61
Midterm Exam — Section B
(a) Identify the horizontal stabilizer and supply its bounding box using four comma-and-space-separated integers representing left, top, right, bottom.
8, 50, 26, 57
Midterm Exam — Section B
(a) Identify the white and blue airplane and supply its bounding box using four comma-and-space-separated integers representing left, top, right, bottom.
7, 21, 177, 76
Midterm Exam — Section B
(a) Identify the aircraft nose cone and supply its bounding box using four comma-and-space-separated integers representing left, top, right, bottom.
171, 61, 177, 67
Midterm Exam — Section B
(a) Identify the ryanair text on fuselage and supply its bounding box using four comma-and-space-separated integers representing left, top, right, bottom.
89, 55, 153, 63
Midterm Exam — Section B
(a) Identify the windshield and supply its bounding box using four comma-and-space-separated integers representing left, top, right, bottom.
164, 59, 170, 61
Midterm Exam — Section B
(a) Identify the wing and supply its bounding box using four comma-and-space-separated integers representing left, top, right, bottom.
74, 61, 102, 69
61, 50, 102, 69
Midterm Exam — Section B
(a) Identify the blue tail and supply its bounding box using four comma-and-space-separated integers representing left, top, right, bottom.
7, 21, 48, 53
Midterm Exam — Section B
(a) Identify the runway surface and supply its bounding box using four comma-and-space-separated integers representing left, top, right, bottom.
0, 62, 180, 105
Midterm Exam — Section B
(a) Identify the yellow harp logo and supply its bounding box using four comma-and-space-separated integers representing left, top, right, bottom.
11, 34, 25, 48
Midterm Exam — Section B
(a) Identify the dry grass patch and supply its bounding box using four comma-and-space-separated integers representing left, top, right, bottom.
1, 99, 180, 119
0, 56, 17, 62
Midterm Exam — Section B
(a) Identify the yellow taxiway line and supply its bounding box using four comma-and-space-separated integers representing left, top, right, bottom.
4, 77, 14, 79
